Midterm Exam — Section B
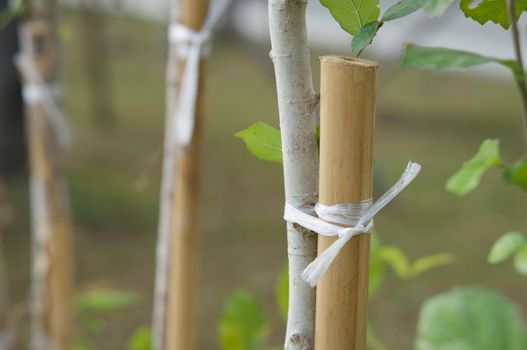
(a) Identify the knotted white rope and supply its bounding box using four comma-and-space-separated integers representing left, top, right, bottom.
167, 0, 231, 146
15, 54, 72, 147
284, 161, 421, 287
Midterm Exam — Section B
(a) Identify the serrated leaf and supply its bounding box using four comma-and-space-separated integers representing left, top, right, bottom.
460, 0, 527, 29
412, 253, 454, 277
505, 157, 527, 190
514, 244, 527, 275
276, 265, 288, 321
380, 246, 412, 279
416, 287, 527, 350
218, 290, 268, 350
236, 122, 282, 163
445, 139, 501, 196
352, 21, 381, 55
320, 0, 380, 35
369, 234, 385, 297
420, 0, 456, 16
401, 45, 519, 74
75, 289, 139, 313
488, 231, 525, 264
382, 0, 422, 21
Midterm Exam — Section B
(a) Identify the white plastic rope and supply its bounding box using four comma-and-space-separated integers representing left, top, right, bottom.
15, 54, 72, 147
284, 161, 422, 287
167, 0, 231, 146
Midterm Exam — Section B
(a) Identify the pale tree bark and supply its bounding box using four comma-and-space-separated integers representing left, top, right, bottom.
268, 1, 319, 349
18, 2, 74, 349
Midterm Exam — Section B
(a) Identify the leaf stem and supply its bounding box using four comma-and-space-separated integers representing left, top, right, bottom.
356, 21, 383, 58
507, 0, 527, 152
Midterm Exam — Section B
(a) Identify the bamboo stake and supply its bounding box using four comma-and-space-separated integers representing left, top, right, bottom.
153, 1, 209, 349
268, 1, 319, 348
315, 56, 378, 350
18, 13, 74, 350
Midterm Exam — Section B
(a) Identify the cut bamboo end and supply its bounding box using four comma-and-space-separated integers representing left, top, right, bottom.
320, 55, 379, 69
315, 55, 379, 350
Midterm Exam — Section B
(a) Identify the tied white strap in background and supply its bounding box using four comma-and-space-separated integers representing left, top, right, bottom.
15, 54, 72, 147
168, 0, 231, 146
284, 161, 422, 287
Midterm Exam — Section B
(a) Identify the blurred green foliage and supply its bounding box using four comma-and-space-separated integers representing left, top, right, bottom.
218, 290, 269, 350
415, 287, 527, 349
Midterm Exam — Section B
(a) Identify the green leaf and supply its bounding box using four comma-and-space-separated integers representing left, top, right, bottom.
0, 0, 27, 28
460, 0, 527, 29
380, 246, 412, 279
445, 139, 501, 196
419, 0, 456, 15
505, 157, 527, 190
351, 21, 381, 55
58, 23, 75, 43
128, 326, 152, 350
75, 289, 139, 313
416, 287, 527, 350
218, 290, 268, 350
514, 243, 527, 275
411, 253, 454, 277
369, 234, 385, 297
382, 0, 422, 21
276, 265, 288, 321
320, 0, 380, 35
401, 45, 519, 73
236, 122, 282, 163
367, 322, 388, 350
488, 231, 525, 264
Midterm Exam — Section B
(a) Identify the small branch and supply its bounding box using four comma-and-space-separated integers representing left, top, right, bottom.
507, 0, 527, 152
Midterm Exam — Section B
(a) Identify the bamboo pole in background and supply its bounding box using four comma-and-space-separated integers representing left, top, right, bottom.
155, 0, 209, 349
18, 5, 74, 349
315, 56, 378, 350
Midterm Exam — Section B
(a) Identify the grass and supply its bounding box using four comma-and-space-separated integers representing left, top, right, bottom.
2, 11, 527, 349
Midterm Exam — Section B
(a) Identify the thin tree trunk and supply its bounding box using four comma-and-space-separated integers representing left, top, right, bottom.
152, 0, 208, 349
18, 4, 74, 349
0, 216, 9, 349
268, 1, 319, 349
0, 1, 25, 176
78, 0, 115, 126
0, 179, 13, 349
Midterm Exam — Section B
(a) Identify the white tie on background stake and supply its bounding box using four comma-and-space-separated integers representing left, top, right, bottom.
15, 54, 72, 147
168, 0, 231, 146
284, 161, 422, 287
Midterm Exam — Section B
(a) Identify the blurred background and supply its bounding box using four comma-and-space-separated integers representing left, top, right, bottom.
1, 0, 526, 348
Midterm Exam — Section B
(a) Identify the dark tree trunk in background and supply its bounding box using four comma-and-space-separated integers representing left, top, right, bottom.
0, 1, 25, 176
79, 0, 115, 126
